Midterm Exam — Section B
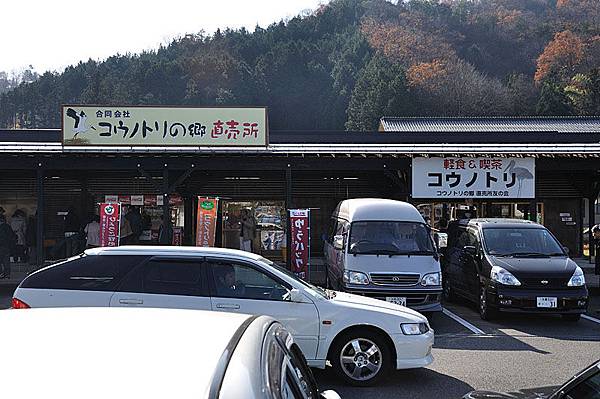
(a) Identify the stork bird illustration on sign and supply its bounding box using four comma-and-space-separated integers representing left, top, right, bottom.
504, 160, 533, 197
66, 108, 95, 138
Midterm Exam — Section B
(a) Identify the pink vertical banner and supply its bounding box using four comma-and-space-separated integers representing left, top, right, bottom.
289, 209, 310, 280
99, 203, 121, 247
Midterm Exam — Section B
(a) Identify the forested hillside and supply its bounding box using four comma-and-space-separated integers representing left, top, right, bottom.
1, 0, 599, 131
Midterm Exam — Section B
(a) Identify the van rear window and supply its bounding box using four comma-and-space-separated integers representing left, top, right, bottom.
21, 255, 148, 291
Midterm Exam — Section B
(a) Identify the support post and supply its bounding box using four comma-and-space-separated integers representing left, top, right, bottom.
36, 167, 44, 267
529, 198, 537, 223
590, 195, 596, 261
163, 166, 170, 243
285, 165, 293, 269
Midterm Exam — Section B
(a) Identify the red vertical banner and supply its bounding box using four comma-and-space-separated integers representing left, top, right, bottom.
99, 203, 121, 247
172, 227, 183, 246
196, 197, 219, 247
289, 209, 310, 280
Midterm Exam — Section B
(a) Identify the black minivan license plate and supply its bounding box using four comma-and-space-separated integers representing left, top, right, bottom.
537, 297, 558, 308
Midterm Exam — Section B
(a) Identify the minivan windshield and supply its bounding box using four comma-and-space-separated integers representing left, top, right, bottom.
482, 227, 565, 257
348, 221, 435, 255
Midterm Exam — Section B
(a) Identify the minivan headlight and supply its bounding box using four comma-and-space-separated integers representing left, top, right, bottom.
567, 266, 585, 287
401, 323, 430, 335
343, 270, 369, 285
421, 272, 441, 286
490, 266, 521, 286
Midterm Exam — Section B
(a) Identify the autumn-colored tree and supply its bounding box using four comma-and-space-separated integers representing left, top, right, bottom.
360, 18, 456, 67
534, 30, 584, 83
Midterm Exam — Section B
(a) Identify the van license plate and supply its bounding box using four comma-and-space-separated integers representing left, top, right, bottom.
386, 297, 407, 306
537, 297, 557, 308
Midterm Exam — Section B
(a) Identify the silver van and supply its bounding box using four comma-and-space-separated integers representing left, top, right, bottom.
324, 198, 442, 312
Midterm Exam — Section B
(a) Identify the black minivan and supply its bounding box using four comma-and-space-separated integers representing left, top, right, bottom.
442, 218, 588, 321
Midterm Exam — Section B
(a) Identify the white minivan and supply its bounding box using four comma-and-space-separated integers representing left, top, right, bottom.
324, 198, 442, 313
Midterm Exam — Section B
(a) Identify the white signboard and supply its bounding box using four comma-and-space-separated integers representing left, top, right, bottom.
412, 157, 535, 199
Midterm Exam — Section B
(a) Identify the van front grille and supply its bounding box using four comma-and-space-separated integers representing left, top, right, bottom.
370, 273, 420, 286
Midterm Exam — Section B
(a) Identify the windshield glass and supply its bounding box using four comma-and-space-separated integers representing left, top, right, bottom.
257, 256, 328, 299
482, 227, 565, 256
348, 221, 435, 255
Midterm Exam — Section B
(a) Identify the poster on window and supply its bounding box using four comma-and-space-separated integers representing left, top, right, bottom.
412, 157, 535, 199
196, 197, 219, 247
289, 209, 310, 280
99, 203, 121, 247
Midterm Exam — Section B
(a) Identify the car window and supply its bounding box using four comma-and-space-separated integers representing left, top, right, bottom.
285, 344, 319, 399
209, 261, 289, 301
327, 218, 338, 243
482, 228, 564, 256
348, 221, 434, 255
565, 369, 600, 399
20, 255, 148, 291
117, 259, 207, 297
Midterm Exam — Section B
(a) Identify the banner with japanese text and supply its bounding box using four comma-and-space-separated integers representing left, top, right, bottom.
412, 157, 535, 199
99, 203, 121, 247
196, 197, 219, 247
289, 209, 310, 281
62, 106, 268, 146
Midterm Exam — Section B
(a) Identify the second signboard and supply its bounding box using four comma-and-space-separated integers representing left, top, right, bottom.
412, 157, 535, 199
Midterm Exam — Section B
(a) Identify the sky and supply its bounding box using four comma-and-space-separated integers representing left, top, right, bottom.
0, 0, 327, 74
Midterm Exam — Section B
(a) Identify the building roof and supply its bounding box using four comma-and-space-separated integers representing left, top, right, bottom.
1, 120, 600, 157
379, 117, 600, 133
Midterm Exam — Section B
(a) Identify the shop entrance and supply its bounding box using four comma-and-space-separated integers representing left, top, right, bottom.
416, 201, 545, 228
221, 200, 286, 260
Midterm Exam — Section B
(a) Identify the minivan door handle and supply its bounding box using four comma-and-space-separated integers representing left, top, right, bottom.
119, 298, 143, 305
216, 303, 241, 310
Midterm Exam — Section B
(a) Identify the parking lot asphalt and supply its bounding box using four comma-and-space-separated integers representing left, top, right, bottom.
315, 298, 600, 398
2, 284, 599, 399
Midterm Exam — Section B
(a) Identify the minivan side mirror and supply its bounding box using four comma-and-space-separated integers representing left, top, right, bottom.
320, 390, 342, 399
333, 234, 344, 250
563, 246, 570, 256
463, 245, 478, 256
287, 288, 310, 303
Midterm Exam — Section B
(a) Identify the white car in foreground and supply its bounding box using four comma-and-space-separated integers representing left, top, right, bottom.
1, 307, 340, 399
13, 246, 434, 386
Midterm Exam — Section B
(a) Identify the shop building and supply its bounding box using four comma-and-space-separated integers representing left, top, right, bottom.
0, 115, 599, 269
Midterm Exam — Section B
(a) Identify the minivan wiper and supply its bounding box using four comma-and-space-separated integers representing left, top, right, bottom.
508, 252, 550, 258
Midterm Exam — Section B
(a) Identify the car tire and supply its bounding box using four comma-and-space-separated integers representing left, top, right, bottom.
479, 285, 497, 321
330, 331, 392, 387
561, 314, 581, 322
442, 275, 456, 303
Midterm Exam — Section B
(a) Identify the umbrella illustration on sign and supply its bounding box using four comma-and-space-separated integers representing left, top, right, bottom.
66, 108, 95, 138
504, 160, 533, 197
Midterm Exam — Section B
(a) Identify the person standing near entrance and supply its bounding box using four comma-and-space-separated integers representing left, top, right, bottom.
84, 215, 101, 249
125, 206, 142, 245
593, 224, 600, 275
239, 209, 256, 253
64, 206, 81, 257
10, 209, 27, 263
0, 215, 16, 279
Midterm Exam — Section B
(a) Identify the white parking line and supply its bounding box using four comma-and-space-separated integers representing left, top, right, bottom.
581, 314, 600, 325
442, 308, 486, 335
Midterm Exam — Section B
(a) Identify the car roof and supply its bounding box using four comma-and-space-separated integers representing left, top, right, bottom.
85, 245, 265, 261
1, 308, 257, 399
335, 198, 425, 223
455, 218, 542, 229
